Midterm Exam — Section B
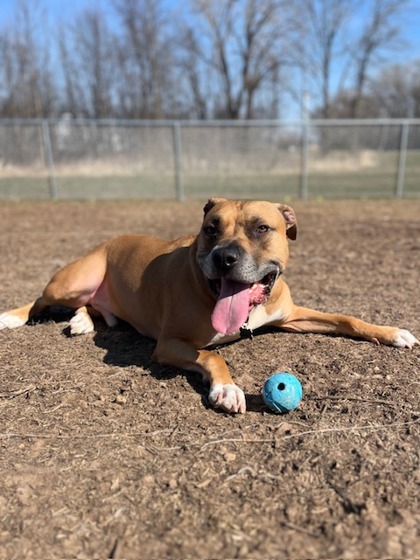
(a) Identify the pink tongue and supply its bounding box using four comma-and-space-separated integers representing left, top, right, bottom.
211, 278, 250, 335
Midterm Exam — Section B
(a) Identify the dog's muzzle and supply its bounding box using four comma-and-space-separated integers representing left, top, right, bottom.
199, 244, 281, 335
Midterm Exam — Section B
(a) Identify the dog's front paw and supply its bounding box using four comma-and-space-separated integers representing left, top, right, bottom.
209, 383, 246, 414
391, 329, 419, 349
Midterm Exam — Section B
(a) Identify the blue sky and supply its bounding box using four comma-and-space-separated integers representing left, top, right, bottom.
1, 0, 420, 118
1, 0, 420, 60
1, 0, 420, 63
0, 0, 160, 24
0, 0, 102, 20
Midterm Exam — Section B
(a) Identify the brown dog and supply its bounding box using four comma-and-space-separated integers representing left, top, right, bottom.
0, 198, 417, 413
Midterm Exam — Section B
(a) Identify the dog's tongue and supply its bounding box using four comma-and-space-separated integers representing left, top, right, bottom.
211, 278, 250, 335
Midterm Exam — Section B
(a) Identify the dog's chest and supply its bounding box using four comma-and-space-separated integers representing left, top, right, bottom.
205, 304, 285, 347
246, 304, 285, 331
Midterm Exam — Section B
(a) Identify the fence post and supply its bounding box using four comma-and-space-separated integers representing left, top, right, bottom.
395, 121, 409, 198
41, 120, 58, 199
172, 121, 185, 201
300, 119, 309, 199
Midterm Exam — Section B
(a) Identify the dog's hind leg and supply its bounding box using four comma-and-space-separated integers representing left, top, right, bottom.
0, 243, 110, 332
0, 301, 39, 330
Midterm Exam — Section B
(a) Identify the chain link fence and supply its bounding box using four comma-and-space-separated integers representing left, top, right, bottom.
0, 118, 419, 200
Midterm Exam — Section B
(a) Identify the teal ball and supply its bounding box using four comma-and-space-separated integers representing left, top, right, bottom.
262, 372, 303, 413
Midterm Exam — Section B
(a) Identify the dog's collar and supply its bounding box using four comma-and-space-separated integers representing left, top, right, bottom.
239, 321, 254, 340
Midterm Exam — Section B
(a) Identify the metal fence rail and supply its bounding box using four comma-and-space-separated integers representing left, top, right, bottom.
0, 118, 419, 200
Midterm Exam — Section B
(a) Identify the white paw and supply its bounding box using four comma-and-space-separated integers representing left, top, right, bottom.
392, 329, 419, 349
0, 312, 26, 330
69, 312, 94, 336
209, 383, 246, 414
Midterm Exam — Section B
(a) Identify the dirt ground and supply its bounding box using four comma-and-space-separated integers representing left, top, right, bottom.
0, 199, 419, 560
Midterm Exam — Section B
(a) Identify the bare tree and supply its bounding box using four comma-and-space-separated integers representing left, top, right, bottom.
0, 0, 56, 117
0, 0, 416, 121
113, 0, 177, 118
348, 0, 409, 118
177, 25, 210, 119
369, 62, 420, 117
297, 0, 411, 119
57, 31, 83, 117
411, 61, 420, 117
294, 0, 350, 119
184, 0, 293, 119
69, 9, 117, 118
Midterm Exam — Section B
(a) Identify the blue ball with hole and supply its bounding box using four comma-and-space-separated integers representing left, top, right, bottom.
262, 372, 303, 413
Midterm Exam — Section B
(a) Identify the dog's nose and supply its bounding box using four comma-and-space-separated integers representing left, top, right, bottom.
212, 246, 240, 272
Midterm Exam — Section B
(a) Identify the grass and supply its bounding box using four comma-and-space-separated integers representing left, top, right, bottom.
2, 172, 418, 201
0, 175, 175, 200
0, 150, 419, 200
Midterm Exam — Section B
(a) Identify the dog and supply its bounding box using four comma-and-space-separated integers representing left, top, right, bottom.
0, 198, 417, 413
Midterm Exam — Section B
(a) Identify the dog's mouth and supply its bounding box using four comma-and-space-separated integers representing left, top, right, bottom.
208, 270, 279, 335
208, 271, 277, 303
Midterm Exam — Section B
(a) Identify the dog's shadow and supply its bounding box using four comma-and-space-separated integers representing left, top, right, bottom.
92, 321, 209, 404
33, 307, 266, 413
92, 321, 266, 413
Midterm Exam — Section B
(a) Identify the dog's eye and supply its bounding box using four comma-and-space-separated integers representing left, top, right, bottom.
256, 224, 270, 234
204, 224, 218, 237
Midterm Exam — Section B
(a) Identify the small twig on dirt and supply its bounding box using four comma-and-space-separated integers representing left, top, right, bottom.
275, 419, 309, 429
108, 533, 125, 560
0, 384, 36, 399
225, 466, 257, 482
0, 417, 418, 443
280, 521, 321, 539
169, 423, 180, 440
284, 419, 420, 439
144, 444, 184, 455
327, 479, 366, 515
0, 432, 133, 440
42, 403, 69, 414
407, 381, 420, 388
199, 437, 272, 450
143, 429, 174, 437
312, 395, 398, 407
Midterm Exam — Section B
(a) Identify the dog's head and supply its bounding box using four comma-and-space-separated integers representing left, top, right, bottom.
196, 198, 297, 334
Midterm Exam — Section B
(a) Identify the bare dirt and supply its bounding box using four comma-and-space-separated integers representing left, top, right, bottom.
0, 199, 419, 560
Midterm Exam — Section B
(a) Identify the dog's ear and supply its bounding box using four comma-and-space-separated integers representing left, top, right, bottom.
276, 204, 297, 240
203, 197, 227, 215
